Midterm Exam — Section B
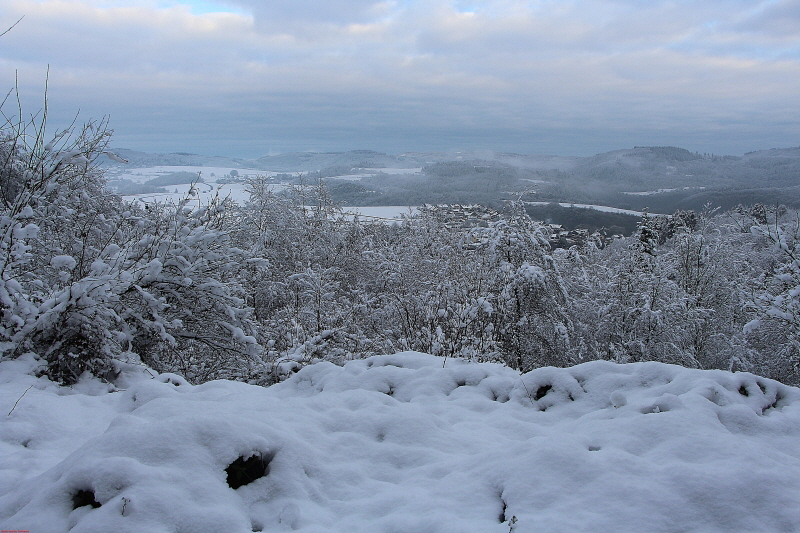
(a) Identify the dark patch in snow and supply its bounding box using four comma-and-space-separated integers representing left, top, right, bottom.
226, 453, 272, 489
534, 384, 552, 401
72, 489, 101, 510
498, 490, 508, 523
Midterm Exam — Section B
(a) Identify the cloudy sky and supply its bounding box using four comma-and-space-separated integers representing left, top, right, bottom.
1, 0, 799, 158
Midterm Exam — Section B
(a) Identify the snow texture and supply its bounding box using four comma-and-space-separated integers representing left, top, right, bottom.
1, 352, 799, 533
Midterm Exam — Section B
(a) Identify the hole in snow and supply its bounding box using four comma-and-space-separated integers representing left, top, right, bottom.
763, 390, 786, 414
497, 489, 508, 523
72, 489, 101, 510
534, 384, 552, 401
588, 446, 601, 451
757, 381, 767, 395
738, 385, 749, 397
226, 453, 272, 489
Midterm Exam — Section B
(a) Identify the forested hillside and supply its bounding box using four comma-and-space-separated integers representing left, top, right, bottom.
101, 145, 800, 232
2, 121, 800, 386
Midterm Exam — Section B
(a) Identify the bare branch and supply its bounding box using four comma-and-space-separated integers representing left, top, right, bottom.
0, 16, 24, 39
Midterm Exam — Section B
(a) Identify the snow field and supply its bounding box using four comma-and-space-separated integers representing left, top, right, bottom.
524, 201, 665, 217
114, 165, 419, 209
1, 352, 799, 532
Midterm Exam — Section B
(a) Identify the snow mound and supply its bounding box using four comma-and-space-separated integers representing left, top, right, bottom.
2, 353, 800, 532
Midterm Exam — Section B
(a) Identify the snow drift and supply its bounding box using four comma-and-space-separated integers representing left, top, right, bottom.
1, 352, 799, 532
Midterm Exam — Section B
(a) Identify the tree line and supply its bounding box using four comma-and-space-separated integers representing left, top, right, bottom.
2, 120, 799, 386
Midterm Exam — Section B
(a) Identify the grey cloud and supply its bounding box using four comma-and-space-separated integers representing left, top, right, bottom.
731, 0, 800, 36
224, 0, 390, 27
2, 0, 799, 159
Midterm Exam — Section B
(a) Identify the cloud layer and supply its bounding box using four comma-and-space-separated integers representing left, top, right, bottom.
1, 0, 798, 156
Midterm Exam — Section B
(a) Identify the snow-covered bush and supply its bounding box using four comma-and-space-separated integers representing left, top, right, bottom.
0, 111, 261, 384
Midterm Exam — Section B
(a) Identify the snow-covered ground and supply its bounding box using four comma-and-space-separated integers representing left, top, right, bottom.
2, 353, 799, 533
110, 165, 280, 206
113, 165, 417, 209
325, 174, 374, 181
341, 206, 418, 222
361, 167, 422, 175
106, 165, 270, 184
525, 202, 664, 217
121, 182, 256, 206
623, 187, 706, 196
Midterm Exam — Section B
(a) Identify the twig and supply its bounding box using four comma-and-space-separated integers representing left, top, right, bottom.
519, 378, 536, 405
7, 385, 33, 416
0, 16, 24, 39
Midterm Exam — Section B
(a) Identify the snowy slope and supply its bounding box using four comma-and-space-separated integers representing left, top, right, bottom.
1, 353, 799, 533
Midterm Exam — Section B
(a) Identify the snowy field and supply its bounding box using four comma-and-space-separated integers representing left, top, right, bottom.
107, 165, 271, 186
340, 206, 418, 222
111, 165, 282, 206
1, 353, 799, 533
366, 167, 422, 175
623, 187, 707, 196
122, 181, 266, 206
525, 201, 665, 217
113, 165, 417, 212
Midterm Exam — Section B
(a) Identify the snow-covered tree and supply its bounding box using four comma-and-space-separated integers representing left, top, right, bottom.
0, 112, 261, 383
739, 206, 800, 382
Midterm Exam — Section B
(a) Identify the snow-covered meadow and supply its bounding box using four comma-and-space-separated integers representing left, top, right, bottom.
2, 352, 799, 533
111, 165, 418, 221
110, 165, 278, 205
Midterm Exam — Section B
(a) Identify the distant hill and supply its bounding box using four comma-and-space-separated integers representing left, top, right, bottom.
104, 145, 800, 218
100, 148, 254, 169
254, 150, 425, 171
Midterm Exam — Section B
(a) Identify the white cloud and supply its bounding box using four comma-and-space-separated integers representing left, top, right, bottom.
1, 0, 798, 156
